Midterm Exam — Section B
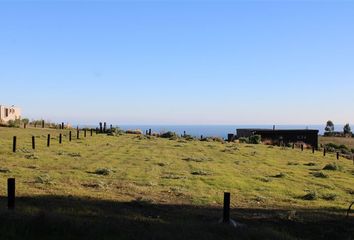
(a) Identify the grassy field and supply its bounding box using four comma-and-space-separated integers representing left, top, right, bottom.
0, 127, 353, 239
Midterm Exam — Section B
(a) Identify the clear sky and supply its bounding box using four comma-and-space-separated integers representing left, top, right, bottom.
0, 1, 353, 125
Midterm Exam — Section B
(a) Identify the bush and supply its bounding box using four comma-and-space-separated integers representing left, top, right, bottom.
7, 119, 21, 128
238, 137, 249, 143
323, 163, 340, 171
94, 168, 111, 176
322, 193, 337, 201
160, 131, 177, 139
312, 172, 328, 178
249, 135, 261, 144
302, 191, 318, 201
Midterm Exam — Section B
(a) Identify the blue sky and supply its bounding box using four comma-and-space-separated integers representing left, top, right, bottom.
0, 1, 353, 125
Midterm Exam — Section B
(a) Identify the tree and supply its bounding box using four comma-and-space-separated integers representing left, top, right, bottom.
343, 123, 351, 135
325, 120, 334, 133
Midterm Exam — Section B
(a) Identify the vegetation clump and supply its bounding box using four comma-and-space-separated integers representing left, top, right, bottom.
302, 191, 318, 201
322, 193, 337, 201
160, 131, 177, 139
312, 172, 328, 178
238, 135, 261, 144
191, 170, 211, 176
273, 173, 286, 178
323, 163, 341, 171
94, 168, 112, 176
125, 129, 143, 135
0, 168, 11, 173
34, 174, 54, 185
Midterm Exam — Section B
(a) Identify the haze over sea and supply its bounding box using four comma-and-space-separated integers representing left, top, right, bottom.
79, 124, 341, 138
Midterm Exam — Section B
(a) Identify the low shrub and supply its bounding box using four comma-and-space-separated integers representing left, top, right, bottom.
273, 173, 286, 178
323, 163, 341, 171
238, 137, 249, 143
302, 191, 317, 200
249, 135, 261, 144
322, 193, 337, 201
160, 131, 177, 139
191, 170, 210, 176
94, 168, 111, 176
312, 172, 328, 178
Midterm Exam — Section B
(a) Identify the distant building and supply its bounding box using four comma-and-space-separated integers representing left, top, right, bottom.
0, 105, 21, 123
236, 128, 319, 148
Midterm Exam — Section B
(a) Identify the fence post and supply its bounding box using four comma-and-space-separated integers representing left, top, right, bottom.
223, 192, 231, 223
301, 144, 304, 151
47, 134, 50, 147
24, 123, 27, 129
103, 122, 107, 133
323, 148, 326, 157
312, 146, 315, 154
84, 129, 87, 138
62, 122, 64, 130
42, 120, 45, 128
149, 129, 152, 136
13, 136, 17, 153
99, 122, 103, 133
77, 129, 80, 139
292, 143, 295, 149
32, 136, 35, 150
91, 129, 93, 136
69, 131, 72, 141
59, 134, 62, 144
337, 152, 339, 160
8, 178, 15, 210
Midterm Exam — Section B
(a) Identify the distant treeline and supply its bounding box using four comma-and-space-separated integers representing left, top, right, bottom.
324, 120, 352, 137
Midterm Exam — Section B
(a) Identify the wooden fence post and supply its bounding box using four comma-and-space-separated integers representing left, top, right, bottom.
323, 148, 326, 157
59, 134, 62, 144
32, 136, 35, 150
8, 178, 15, 209
77, 129, 80, 139
13, 136, 16, 153
292, 143, 295, 149
312, 146, 315, 154
301, 144, 304, 151
337, 152, 339, 160
47, 134, 50, 147
103, 122, 107, 133
223, 192, 231, 223
42, 120, 45, 128
84, 129, 87, 138
69, 131, 72, 141
99, 122, 103, 133
62, 122, 64, 130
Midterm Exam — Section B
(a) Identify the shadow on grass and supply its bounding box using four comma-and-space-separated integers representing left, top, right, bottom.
0, 195, 353, 240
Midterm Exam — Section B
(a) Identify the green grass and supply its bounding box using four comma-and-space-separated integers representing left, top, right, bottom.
0, 127, 353, 239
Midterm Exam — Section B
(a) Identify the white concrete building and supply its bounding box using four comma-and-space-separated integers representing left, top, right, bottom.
0, 105, 21, 123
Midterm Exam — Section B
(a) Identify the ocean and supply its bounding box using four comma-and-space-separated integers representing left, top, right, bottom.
79, 124, 342, 138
